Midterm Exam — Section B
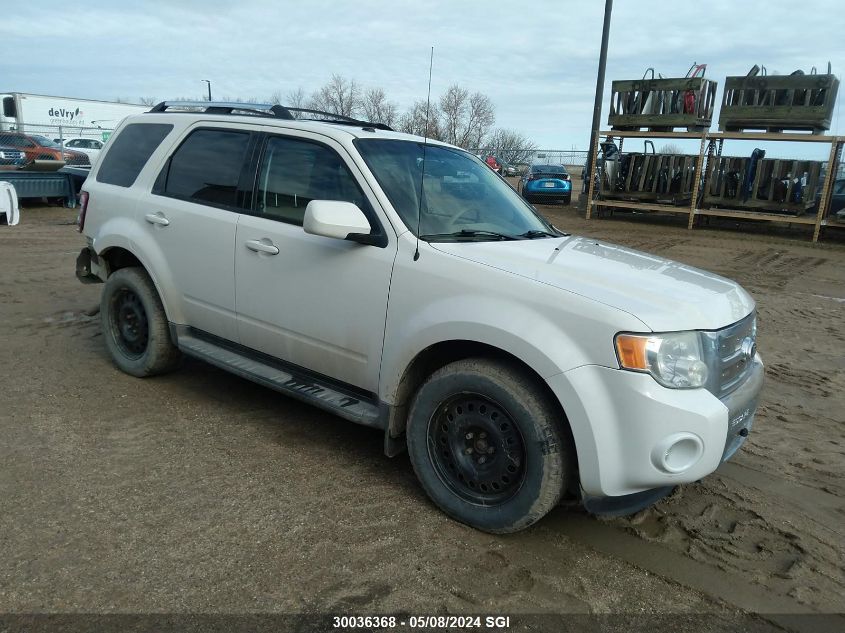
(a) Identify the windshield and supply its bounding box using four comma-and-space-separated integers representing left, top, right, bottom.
356, 139, 552, 240
531, 164, 567, 176
31, 135, 60, 148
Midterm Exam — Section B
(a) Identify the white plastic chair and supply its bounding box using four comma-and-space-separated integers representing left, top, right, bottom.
0, 181, 19, 226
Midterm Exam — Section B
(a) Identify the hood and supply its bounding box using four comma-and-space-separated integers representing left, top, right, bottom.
432, 235, 755, 331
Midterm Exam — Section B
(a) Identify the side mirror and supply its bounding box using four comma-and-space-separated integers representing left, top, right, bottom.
303, 200, 373, 243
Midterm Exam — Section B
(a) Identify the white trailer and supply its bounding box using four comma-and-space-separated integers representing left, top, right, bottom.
0, 93, 149, 140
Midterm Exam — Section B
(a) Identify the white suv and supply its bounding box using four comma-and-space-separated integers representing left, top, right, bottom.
75, 101, 763, 533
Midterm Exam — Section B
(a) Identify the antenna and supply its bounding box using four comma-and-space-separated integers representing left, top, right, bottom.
414, 46, 434, 262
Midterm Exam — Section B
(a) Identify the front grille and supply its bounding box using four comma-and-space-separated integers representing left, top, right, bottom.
703, 313, 757, 398
66, 154, 90, 166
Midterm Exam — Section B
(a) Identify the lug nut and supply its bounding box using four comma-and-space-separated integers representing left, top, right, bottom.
478, 455, 487, 464
479, 432, 487, 439
464, 447, 473, 455
465, 432, 474, 440
487, 447, 495, 454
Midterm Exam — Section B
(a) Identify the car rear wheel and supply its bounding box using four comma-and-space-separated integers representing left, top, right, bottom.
406, 358, 572, 533
101, 267, 181, 377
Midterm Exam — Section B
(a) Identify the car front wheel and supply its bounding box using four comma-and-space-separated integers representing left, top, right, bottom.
406, 358, 573, 533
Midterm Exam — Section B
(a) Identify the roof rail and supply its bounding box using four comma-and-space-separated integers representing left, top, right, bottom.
146, 101, 393, 130
284, 107, 393, 131
147, 101, 293, 118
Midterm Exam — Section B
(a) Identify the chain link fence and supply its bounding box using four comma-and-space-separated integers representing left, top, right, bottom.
0, 121, 116, 169
468, 149, 590, 175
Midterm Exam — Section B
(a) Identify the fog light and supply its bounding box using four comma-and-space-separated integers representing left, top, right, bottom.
652, 433, 704, 474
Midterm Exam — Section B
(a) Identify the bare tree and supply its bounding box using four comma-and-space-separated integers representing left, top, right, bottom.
437, 85, 495, 150
287, 87, 307, 110
308, 74, 361, 117
398, 99, 442, 139
362, 87, 398, 127
138, 96, 158, 106
659, 143, 682, 154
439, 85, 469, 146
464, 92, 496, 150
483, 128, 537, 164
269, 88, 307, 117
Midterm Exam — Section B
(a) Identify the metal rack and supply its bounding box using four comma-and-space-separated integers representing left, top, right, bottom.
585, 129, 845, 242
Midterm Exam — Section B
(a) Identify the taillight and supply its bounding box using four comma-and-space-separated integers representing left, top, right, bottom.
77, 190, 89, 233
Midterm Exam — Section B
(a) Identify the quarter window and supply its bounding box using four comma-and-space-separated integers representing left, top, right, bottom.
163, 128, 251, 208
256, 136, 369, 225
97, 123, 173, 187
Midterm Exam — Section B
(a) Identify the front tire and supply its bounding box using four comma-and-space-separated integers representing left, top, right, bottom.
406, 358, 572, 533
101, 267, 181, 377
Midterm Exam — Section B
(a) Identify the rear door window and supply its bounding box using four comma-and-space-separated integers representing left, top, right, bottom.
160, 128, 251, 209
96, 123, 173, 187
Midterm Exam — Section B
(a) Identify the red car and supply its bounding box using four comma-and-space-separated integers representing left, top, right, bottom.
0, 132, 90, 166
485, 155, 501, 173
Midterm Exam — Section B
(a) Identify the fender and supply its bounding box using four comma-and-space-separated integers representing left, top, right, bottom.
94, 217, 185, 324
379, 293, 610, 406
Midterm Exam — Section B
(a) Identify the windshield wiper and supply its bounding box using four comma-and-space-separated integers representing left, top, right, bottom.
420, 229, 519, 242
518, 229, 559, 239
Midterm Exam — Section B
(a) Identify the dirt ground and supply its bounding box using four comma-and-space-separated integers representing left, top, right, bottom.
1, 192, 843, 632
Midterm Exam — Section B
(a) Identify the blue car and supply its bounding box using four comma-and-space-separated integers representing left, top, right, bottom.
520, 164, 571, 205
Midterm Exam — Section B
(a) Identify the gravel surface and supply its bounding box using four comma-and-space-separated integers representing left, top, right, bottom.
1, 198, 843, 632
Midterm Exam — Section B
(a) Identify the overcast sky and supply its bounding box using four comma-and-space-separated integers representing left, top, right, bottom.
6, 1, 845, 157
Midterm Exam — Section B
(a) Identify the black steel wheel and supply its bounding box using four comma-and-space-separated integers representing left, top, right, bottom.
407, 358, 574, 533
427, 394, 526, 504
101, 267, 181, 377
110, 287, 149, 358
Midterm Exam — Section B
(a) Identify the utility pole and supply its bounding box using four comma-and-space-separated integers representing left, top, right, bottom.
202, 80, 212, 101
583, 0, 613, 207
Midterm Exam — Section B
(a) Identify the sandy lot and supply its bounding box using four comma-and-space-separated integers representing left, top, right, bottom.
1, 195, 843, 631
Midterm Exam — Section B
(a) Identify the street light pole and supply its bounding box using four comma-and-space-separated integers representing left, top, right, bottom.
202, 80, 212, 101
583, 0, 613, 205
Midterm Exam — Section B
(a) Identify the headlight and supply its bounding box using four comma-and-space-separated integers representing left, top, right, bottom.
615, 331, 708, 389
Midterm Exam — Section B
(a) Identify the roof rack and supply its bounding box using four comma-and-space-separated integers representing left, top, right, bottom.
147, 101, 393, 131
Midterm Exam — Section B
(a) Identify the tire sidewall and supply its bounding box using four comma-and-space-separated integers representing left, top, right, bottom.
101, 268, 166, 376
406, 363, 565, 533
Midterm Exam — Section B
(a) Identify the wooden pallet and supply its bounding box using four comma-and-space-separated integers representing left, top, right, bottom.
704, 156, 821, 215
609, 77, 716, 132
719, 74, 839, 134
601, 152, 699, 205
722, 124, 828, 135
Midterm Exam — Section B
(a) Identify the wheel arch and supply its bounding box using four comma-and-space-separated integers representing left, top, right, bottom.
95, 232, 183, 324
384, 339, 578, 491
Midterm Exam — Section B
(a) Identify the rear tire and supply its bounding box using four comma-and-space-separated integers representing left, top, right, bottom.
101, 267, 181, 377
406, 358, 572, 533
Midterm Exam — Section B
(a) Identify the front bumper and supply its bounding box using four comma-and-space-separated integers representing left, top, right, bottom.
547, 355, 764, 499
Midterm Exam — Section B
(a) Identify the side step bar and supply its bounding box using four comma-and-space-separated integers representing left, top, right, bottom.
173, 328, 384, 430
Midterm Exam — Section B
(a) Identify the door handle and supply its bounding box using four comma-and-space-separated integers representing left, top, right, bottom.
144, 212, 170, 227
245, 239, 279, 255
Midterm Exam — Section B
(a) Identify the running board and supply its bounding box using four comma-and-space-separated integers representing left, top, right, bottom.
173, 329, 383, 429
